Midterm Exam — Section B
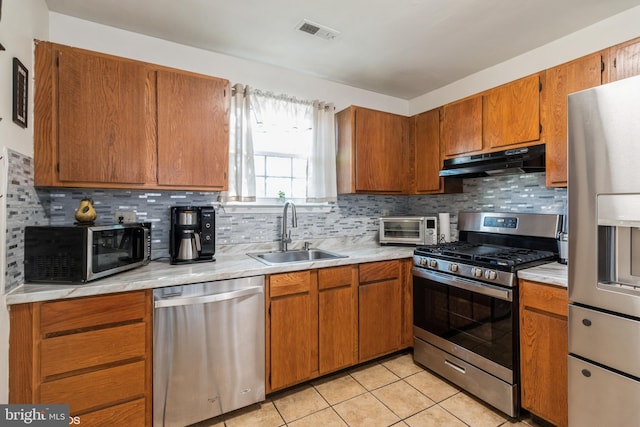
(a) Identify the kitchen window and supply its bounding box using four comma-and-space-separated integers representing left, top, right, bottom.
221, 85, 336, 208
251, 98, 312, 201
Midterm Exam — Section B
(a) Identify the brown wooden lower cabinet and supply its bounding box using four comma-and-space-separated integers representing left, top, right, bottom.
267, 259, 411, 393
519, 279, 568, 427
267, 270, 318, 391
358, 260, 404, 362
318, 265, 359, 374
9, 290, 153, 426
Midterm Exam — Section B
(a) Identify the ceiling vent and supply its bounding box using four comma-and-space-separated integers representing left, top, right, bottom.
296, 19, 340, 41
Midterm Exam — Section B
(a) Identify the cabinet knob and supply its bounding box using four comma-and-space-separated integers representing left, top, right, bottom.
581, 369, 592, 378
582, 318, 592, 326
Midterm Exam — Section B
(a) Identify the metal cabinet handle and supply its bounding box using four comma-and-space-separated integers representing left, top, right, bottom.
444, 359, 466, 375
155, 286, 263, 308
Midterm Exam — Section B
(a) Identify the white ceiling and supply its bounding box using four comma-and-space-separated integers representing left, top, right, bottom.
45, 0, 640, 99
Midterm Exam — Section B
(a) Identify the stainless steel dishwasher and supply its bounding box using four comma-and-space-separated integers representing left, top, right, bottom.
153, 276, 265, 427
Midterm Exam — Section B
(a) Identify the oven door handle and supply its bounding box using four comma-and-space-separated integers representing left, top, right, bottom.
412, 267, 513, 302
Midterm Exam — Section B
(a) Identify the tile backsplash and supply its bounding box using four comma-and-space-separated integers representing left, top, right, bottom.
5, 150, 50, 293
4, 150, 567, 292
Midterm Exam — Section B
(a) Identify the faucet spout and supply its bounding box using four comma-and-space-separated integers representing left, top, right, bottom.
281, 201, 297, 251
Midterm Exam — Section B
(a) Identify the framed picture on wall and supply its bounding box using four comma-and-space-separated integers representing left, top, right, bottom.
13, 57, 28, 128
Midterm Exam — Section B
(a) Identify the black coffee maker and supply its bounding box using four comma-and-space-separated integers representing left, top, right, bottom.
170, 206, 215, 264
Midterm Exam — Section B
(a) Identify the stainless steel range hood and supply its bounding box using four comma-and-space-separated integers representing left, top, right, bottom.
439, 144, 545, 178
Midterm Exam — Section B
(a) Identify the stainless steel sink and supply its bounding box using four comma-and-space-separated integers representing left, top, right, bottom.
248, 249, 347, 265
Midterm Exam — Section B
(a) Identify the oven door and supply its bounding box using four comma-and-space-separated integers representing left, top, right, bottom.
412, 266, 516, 384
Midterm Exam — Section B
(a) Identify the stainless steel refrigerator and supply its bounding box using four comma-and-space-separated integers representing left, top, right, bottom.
568, 74, 640, 426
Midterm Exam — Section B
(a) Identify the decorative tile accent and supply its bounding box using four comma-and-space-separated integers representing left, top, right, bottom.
5, 150, 50, 292
409, 173, 567, 241
4, 150, 567, 293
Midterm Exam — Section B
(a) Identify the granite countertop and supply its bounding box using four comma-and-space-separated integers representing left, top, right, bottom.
7, 239, 415, 305
518, 262, 568, 288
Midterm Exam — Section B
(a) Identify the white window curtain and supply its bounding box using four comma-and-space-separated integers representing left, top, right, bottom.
308, 101, 337, 203
219, 84, 256, 202
251, 89, 313, 132
221, 85, 337, 204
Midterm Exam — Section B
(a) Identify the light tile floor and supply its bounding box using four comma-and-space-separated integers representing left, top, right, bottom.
199, 351, 547, 427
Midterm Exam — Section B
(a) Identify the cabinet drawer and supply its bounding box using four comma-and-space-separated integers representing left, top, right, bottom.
569, 304, 640, 378
74, 398, 146, 426
318, 266, 354, 290
270, 271, 311, 297
359, 260, 400, 284
40, 291, 147, 335
41, 322, 147, 378
40, 361, 146, 415
520, 280, 567, 316
568, 355, 640, 426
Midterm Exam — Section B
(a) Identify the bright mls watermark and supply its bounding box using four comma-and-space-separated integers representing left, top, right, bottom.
0, 405, 70, 426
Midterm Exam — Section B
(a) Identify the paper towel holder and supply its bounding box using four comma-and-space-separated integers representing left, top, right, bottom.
438, 212, 451, 243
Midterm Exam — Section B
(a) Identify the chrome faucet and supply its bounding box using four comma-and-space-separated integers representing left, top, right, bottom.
280, 201, 297, 251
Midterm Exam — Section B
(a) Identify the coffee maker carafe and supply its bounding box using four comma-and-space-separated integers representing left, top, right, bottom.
170, 206, 215, 264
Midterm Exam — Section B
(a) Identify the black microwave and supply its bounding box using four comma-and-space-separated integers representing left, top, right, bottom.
24, 223, 151, 284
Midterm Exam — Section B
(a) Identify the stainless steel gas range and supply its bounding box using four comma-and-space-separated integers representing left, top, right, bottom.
412, 211, 562, 418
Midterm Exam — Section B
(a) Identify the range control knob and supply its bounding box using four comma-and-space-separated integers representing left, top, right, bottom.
449, 263, 459, 273
484, 270, 497, 280
419, 257, 428, 266
429, 259, 438, 268
473, 268, 483, 278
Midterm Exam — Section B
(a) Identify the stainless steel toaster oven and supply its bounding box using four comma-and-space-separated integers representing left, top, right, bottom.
379, 216, 438, 246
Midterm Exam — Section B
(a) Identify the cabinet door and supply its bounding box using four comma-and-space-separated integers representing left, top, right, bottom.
442, 95, 483, 157
483, 74, 541, 149
414, 109, 443, 193
358, 261, 403, 361
268, 271, 318, 391
519, 280, 568, 427
9, 290, 152, 426
56, 47, 149, 184
354, 108, 408, 193
157, 70, 229, 188
543, 53, 603, 187
318, 266, 358, 374
609, 37, 640, 82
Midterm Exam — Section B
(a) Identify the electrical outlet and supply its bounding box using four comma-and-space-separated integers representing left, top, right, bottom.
115, 210, 137, 224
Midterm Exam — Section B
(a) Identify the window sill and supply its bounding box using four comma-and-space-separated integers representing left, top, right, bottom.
219, 202, 333, 215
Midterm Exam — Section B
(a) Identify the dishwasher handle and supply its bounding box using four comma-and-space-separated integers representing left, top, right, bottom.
154, 286, 263, 308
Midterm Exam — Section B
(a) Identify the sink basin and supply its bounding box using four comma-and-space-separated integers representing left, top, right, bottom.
248, 249, 347, 265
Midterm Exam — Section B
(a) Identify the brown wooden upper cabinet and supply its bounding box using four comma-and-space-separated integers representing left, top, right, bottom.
34, 41, 229, 190
35, 42, 151, 186
412, 109, 461, 194
542, 52, 605, 187
441, 74, 542, 158
336, 106, 409, 194
441, 95, 483, 157
156, 70, 229, 188
609, 37, 640, 82
483, 74, 541, 150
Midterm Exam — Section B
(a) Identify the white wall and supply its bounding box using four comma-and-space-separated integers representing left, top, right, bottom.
48, 13, 409, 116
409, 5, 640, 115
0, 0, 49, 404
